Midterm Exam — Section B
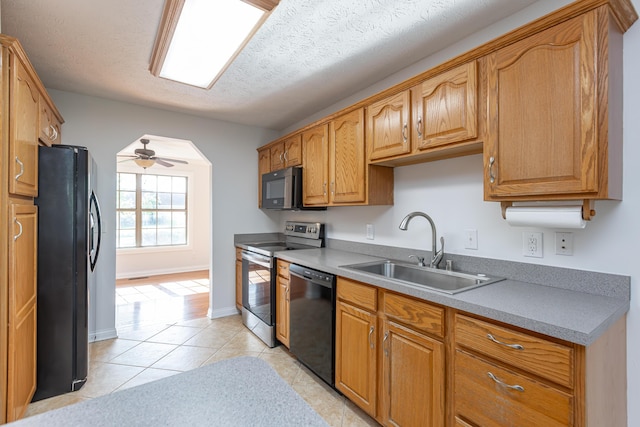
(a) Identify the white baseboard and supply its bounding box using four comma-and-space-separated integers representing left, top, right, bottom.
208, 306, 241, 319
89, 327, 118, 343
116, 265, 209, 280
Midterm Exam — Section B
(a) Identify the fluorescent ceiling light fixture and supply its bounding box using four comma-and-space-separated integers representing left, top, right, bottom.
150, 0, 278, 88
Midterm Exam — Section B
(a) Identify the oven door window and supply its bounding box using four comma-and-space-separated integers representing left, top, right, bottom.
242, 258, 273, 325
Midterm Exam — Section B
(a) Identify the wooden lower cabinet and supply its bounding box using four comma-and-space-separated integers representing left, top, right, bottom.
6, 203, 38, 422
380, 320, 444, 427
335, 277, 444, 426
235, 248, 242, 310
275, 259, 291, 348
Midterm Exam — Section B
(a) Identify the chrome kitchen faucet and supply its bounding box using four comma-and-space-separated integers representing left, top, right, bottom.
399, 211, 444, 269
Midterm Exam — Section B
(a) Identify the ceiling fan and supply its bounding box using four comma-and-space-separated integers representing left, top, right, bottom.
118, 138, 189, 168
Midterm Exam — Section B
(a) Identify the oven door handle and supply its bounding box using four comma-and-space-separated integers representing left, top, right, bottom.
241, 250, 272, 268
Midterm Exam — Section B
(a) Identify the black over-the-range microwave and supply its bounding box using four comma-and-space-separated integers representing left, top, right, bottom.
261, 166, 325, 211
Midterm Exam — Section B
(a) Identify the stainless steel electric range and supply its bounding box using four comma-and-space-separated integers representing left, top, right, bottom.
240, 221, 325, 347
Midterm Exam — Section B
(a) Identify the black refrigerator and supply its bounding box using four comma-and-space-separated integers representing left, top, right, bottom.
33, 144, 102, 401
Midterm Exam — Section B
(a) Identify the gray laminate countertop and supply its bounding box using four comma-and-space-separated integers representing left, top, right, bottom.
271, 248, 628, 346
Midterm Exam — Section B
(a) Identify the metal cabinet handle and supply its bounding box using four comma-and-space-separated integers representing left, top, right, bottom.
285, 287, 290, 302
489, 156, 496, 184
487, 372, 524, 392
50, 125, 59, 141
368, 326, 375, 349
323, 182, 327, 196
279, 152, 284, 162
383, 332, 389, 356
416, 115, 423, 138
14, 218, 23, 241
283, 151, 288, 162
15, 157, 24, 181
402, 123, 408, 142
330, 181, 335, 195
487, 333, 524, 350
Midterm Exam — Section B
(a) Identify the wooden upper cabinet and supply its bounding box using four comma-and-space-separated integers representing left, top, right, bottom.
302, 124, 330, 205
6, 203, 38, 422
329, 108, 366, 204
367, 90, 412, 161
484, 8, 620, 201
270, 134, 302, 171
257, 147, 271, 208
9, 55, 39, 197
412, 61, 478, 150
38, 98, 62, 146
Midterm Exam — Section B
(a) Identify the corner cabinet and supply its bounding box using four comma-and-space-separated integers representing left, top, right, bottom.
484, 7, 622, 201
303, 109, 394, 207
1, 34, 63, 423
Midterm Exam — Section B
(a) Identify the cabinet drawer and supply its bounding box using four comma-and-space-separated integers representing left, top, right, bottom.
383, 292, 443, 338
337, 277, 377, 312
277, 259, 290, 278
455, 350, 573, 427
455, 314, 573, 388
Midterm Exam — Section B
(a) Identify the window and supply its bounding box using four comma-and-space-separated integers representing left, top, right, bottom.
116, 172, 188, 248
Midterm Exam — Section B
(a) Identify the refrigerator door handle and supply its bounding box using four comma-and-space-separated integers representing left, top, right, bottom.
89, 190, 102, 272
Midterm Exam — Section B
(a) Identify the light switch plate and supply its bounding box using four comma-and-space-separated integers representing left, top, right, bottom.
366, 223, 374, 240
464, 229, 478, 250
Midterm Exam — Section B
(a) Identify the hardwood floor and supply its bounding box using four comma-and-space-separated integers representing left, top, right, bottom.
115, 270, 210, 328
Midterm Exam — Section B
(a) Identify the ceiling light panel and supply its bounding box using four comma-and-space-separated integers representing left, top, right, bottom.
159, 0, 265, 88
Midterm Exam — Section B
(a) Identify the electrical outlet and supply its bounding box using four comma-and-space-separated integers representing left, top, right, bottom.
555, 232, 573, 255
366, 223, 374, 240
522, 232, 543, 258
464, 229, 478, 250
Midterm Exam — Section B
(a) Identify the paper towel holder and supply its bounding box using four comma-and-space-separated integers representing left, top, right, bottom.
500, 200, 596, 221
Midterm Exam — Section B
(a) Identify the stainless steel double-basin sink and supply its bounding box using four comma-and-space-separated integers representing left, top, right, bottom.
341, 259, 504, 294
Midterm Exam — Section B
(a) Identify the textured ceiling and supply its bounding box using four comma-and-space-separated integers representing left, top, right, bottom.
1, 0, 540, 130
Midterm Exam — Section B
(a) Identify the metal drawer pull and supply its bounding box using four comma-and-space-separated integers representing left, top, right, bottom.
368, 326, 375, 349
487, 333, 524, 350
487, 372, 524, 392
14, 218, 23, 241
402, 123, 408, 142
416, 115, 423, 137
15, 157, 24, 181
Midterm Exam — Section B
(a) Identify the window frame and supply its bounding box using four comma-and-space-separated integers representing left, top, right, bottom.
116, 171, 189, 249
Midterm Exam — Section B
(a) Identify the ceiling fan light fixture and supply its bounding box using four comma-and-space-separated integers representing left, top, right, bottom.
149, 0, 279, 89
134, 158, 156, 169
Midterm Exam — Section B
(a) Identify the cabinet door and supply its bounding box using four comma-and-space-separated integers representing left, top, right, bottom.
7, 203, 37, 422
413, 61, 477, 150
367, 91, 412, 161
283, 134, 302, 167
302, 124, 329, 205
329, 108, 366, 204
335, 300, 377, 417
276, 276, 290, 348
380, 320, 445, 427
257, 147, 271, 208
9, 56, 39, 197
270, 142, 285, 171
485, 12, 597, 199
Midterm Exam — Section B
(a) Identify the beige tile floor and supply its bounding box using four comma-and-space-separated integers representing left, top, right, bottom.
25, 314, 379, 427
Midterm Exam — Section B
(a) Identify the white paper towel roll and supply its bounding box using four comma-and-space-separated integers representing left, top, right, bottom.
504, 206, 587, 228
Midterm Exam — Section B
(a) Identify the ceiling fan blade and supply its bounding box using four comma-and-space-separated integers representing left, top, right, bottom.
118, 158, 135, 163
154, 158, 175, 167
155, 157, 189, 164
117, 155, 138, 158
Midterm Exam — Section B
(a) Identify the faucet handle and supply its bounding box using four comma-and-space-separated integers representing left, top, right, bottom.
409, 255, 426, 267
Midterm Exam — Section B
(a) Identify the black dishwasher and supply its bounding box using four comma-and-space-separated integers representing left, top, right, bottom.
288, 264, 336, 387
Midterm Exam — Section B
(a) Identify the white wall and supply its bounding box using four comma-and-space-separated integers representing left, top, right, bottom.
48, 90, 280, 340
115, 160, 211, 278
279, 0, 640, 424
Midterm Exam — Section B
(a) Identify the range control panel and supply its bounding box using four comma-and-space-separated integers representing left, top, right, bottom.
284, 221, 325, 240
